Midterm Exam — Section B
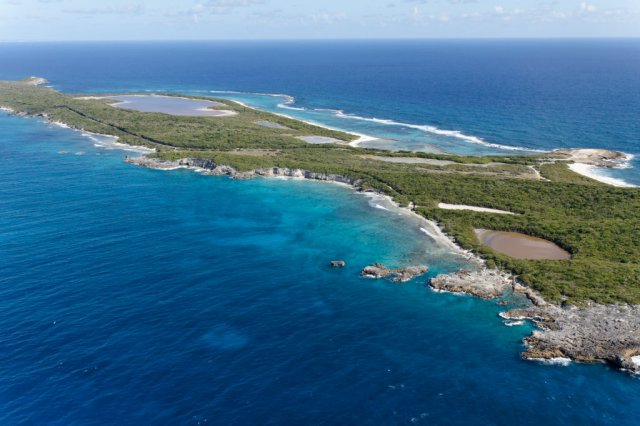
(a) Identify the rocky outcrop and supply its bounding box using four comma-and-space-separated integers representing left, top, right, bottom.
501, 304, 640, 374
551, 148, 630, 168
429, 269, 513, 299
125, 157, 363, 187
25, 76, 49, 86
361, 263, 429, 283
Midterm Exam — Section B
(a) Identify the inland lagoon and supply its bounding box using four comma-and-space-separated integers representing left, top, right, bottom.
109, 95, 237, 117
475, 229, 572, 260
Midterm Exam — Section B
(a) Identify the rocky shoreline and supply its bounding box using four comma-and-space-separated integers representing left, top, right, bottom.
3, 84, 639, 376
126, 155, 640, 375
126, 156, 363, 186
430, 269, 640, 374
551, 148, 631, 168
503, 304, 640, 374
429, 269, 514, 299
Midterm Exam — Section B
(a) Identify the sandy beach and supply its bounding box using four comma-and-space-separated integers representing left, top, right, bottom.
568, 163, 637, 188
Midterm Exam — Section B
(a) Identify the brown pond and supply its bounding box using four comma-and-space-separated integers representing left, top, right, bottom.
475, 229, 572, 260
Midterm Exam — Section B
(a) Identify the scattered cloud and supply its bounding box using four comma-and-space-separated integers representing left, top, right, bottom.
579, 2, 597, 13
63, 3, 145, 16
311, 9, 347, 25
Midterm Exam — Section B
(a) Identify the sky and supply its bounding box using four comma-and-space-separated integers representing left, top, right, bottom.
0, 0, 639, 41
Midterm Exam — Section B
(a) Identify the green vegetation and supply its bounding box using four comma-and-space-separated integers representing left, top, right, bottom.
0, 81, 355, 150
2, 79, 639, 305
538, 162, 605, 185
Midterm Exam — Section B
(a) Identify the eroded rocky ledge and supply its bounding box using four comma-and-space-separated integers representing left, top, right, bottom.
502, 304, 640, 374
551, 148, 630, 168
126, 156, 363, 186
429, 269, 514, 299
361, 263, 429, 283
431, 268, 640, 374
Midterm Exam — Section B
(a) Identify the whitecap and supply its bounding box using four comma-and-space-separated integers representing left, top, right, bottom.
531, 357, 572, 366
419, 227, 439, 241
330, 110, 547, 153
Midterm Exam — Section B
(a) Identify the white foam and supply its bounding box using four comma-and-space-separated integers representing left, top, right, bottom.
504, 320, 525, 327
374, 204, 391, 211
568, 163, 637, 188
209, 89, 291, 99
499, 312, 527, 320
437, 203, 516, 215
419, 227, 439, 241
277, 102, 306, 111
531, 357, 572, 366
79, 129, 154, 154
631, 356, 640, 368
74, 96, 108, 100
330, 110, 547, 153
0, 106, 15, 113
204, 92, 378, 146
430, 287, 467, 296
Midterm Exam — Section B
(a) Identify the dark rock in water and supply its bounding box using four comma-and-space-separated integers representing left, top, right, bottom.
330, 261, 346, 268
361, 263, 428, 283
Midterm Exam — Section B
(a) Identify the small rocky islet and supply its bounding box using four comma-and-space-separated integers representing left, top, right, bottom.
360, 263, 429, 283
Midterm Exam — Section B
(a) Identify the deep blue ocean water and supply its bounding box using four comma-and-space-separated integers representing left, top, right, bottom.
1, 41, 640, 424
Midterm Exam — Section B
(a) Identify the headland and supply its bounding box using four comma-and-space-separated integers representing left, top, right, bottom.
1, 77, 639, 374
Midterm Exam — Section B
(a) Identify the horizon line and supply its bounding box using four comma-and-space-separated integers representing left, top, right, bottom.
1, 36, 639, 43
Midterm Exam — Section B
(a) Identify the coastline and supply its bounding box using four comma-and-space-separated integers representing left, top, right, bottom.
67, 93, 638, 188
123, 154, 640, 375
569, 162, 637, 188
2, 97, 640, 375
226, 99, 378, 146
225, 99, 638, 186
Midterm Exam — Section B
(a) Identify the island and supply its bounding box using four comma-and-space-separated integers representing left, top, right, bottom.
1, 77, 639, 374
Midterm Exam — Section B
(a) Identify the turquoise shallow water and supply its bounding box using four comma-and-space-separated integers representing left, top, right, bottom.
1, 111, 639, 425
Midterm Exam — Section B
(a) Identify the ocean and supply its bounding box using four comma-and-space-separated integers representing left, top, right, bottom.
0, 40, 639, 425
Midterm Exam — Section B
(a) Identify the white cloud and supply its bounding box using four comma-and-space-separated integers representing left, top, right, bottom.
63, 4, 145, 16
311, 10, 347, 25
580, 2, 597, 13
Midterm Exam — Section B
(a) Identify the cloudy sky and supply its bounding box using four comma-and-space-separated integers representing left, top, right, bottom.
1, 0, 639, 41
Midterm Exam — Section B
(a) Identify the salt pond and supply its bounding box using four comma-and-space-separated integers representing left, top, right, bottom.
109, 95, 236, 117
475, 229, 571, 260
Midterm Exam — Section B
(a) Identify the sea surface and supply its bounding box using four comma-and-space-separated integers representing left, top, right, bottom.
0, 41, 640, 425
